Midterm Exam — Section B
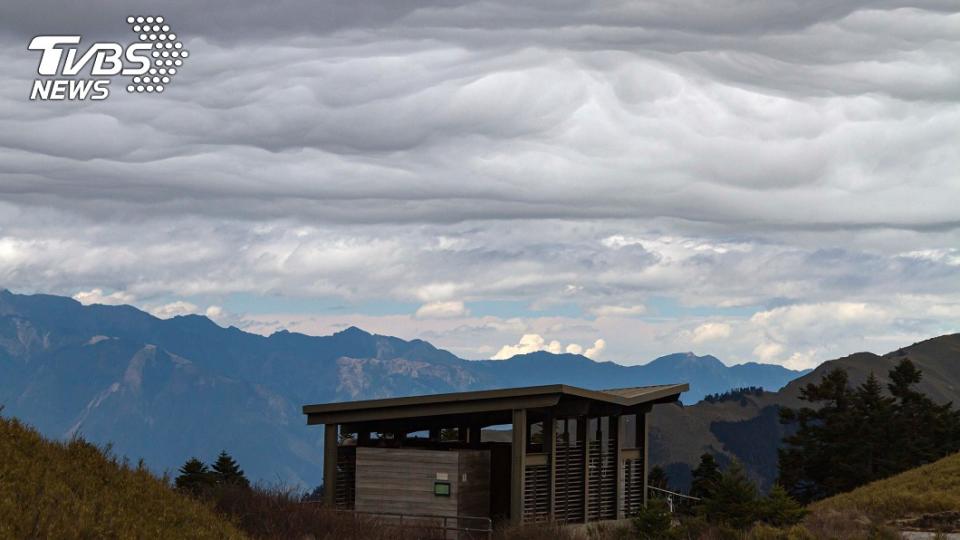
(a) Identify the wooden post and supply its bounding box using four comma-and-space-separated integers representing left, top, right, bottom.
458, 424, 469, 443
429, 427, 441, 442
580, 416, 589, 522
615, 415, 625, 519
544, 414, 556, 519
641, 411, 649, 507
470, 424, 482, 447
323, 423, 338, 506
511, 408, 527, 524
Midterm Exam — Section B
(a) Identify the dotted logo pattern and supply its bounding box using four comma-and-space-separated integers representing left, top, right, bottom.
125, 16, 188, 93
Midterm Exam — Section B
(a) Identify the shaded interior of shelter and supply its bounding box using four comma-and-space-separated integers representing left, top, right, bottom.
303, 384, 687, 525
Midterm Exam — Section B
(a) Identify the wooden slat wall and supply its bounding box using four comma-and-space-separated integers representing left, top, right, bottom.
586, 439, 617, 521
335, 446, 357, 509
523, 464, 549, 521
553, 440, 585, 523
355, 447, 459, 517
623, 458, 643, 516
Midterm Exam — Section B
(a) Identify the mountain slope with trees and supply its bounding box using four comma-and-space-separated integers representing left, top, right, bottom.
650, 333, 960, 492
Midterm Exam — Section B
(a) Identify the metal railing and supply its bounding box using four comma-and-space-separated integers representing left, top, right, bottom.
647, 485, 701, 514
334, 509, 493, 539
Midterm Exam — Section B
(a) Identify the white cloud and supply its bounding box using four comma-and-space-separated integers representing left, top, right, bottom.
584, 338, 606, 360
72, 288, 135, 306
415, 300, 469, 319
689, 322, 732, 344
492, 334, 597, 360
149, 301, 200, 319
589, 305, 647, 318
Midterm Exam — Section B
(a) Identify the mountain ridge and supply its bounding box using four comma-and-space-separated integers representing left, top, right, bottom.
0, 289, 811, 486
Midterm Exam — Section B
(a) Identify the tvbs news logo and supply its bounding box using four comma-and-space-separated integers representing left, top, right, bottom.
28, 15, 189, 101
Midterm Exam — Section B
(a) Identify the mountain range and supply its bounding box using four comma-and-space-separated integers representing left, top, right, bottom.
0, 289, 873, 488
650, 332, 960, 491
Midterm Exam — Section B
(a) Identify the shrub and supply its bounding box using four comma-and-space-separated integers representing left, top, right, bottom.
632, 497, 673, 539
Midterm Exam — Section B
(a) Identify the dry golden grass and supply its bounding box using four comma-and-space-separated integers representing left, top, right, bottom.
0, 415, 245, 539
809, 452, 960, 520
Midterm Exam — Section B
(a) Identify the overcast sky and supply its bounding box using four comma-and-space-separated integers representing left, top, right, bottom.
1, 1, 958, 368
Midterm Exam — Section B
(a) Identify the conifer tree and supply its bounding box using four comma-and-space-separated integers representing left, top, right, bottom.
700, 461, 759, 529
174, 457, 213, 495
210, 450, 250, 488
689, 453, 722, 500
759, 485, 807, 527
779, 359, 960, 502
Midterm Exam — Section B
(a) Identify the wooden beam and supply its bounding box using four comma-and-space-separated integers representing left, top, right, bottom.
641, 412, 649, 507
580, 416, 589, 522
543, 413, 556, 520
307, 394, 561, 425
615, 415, 625, 519
470, 424, 482, 448
511, 408, 527, 524
323, 423, 338, 507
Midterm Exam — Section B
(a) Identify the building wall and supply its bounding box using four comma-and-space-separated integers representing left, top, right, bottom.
354, 447, 490, 519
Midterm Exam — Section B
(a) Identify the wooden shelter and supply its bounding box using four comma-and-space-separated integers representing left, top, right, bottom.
303, 383, 687, 525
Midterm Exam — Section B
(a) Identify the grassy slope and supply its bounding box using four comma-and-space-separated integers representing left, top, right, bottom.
0, 415, 244, 539
810, 451, 960, 520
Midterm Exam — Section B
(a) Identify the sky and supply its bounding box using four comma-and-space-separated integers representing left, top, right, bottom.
0, 1, 958, 369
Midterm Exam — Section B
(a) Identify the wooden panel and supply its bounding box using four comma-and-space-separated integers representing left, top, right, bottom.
458, 449, 491, 518
335, 446, 356, 509
323, 424, 338, 506
553, 439, 585, 523
510, 409, 527, 524
586, 439, 616, 521
523, 464, 549, 522
623, 458, 644, 516
355, 447, 459, 517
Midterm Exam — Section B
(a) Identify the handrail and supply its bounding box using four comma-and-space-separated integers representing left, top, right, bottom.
647, 485, 701, 501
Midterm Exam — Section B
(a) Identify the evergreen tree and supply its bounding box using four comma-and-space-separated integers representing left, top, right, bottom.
758, 485, 807, 527
631, 497, 673, 539
689, 453, 722, 500
174, 457, 213, 495
700, 461, 759, 529
778, 367, 857, 502
210, 450, 250, 488
779, 359, 960, 503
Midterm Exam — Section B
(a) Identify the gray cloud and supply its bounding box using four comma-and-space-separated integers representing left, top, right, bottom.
0, 0, 958, 365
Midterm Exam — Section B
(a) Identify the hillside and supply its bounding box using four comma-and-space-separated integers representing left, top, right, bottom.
809, 452, 960, 530
0, 413, 243, 539
0, 289, 803, 486
649, 333, 960, 491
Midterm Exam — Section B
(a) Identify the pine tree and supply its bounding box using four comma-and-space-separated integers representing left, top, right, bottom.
779, 359, 960, 503
174, 457, 213, 495
210, 450, 250, 488
700, 461, 760, 529
778, 367, 858, 502
689, 453, 722, 500
759, 485, 807, 527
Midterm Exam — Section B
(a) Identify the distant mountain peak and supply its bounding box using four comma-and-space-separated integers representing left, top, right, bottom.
648, 352, 725, 368
335, 326, 371, 337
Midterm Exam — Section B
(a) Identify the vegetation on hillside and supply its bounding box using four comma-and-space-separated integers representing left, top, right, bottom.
703, 386, 766, 404
779, 358, 960, 503
809, 451, 960, 522
0, 413, 244, 539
